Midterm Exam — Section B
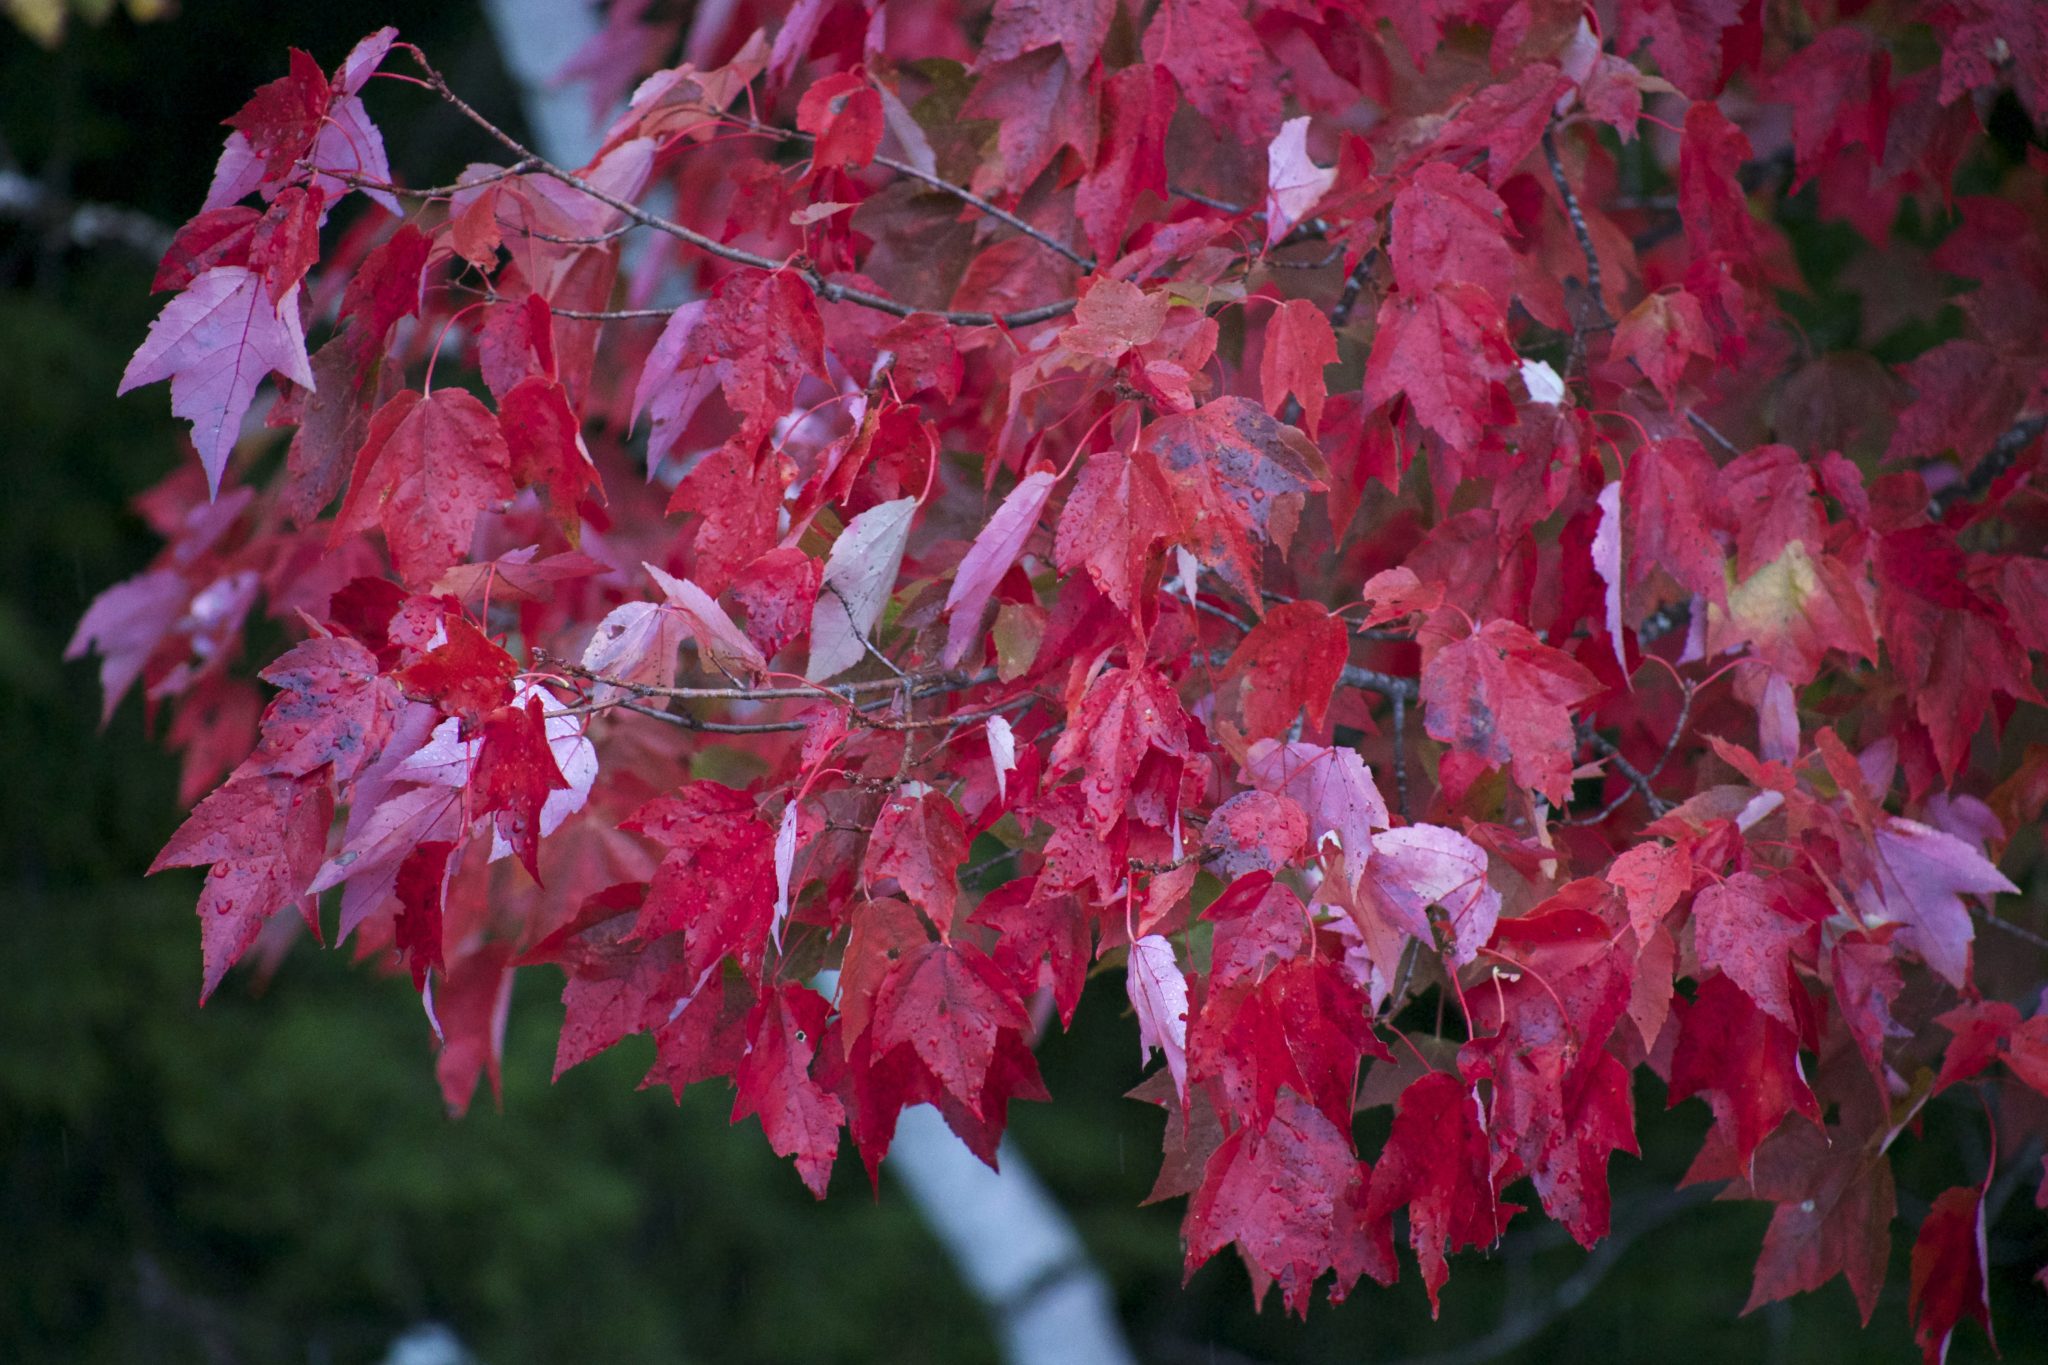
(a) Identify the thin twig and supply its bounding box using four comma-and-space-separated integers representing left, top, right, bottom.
1929, 413, 2048, 517
728, 112, 1097, 271
1973, 907, 2048, 953
411, 54, 1077, 329
1542, 127, 1608, 328
1579, 725, 1673, 817
1391, 688, 1411, 821
617, 700, 811, 733
1685, 409, 1741, 456
1339, 664, 1420, 701
549, 304, 676, 320
1329, 250, 1377, 327
309, 159, 536, 201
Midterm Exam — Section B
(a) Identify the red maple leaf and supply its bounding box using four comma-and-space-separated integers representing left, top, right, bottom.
733, 982, 845, 1197
1367, 1071, 1520, 1316
1420, 618, 1603, 803
332, 389, 516, 591
1669, 972, 1822, 1173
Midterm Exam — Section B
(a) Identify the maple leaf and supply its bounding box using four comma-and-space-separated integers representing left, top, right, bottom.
1618, 0, 1746, 99
1734, 1101, 1899, 1325
1142, 397, 1327, 602
731, 548, 822, 661
66, 569, 193, 723
467, 695, 570, 882
1263, 118, 1336, 247
794, 72, 882, 172
976, 0, 1117, 71
221, 47, 329, 182
1053, 445, 1176, 614
1206, 792, 1308, 880
1128, 934, 1190, 1101
1368, 1071, 1519, 1316
1910, 1183, 1995, 1365
1218, 600, 1348, 741
1047, 664, 1192, 832
393, 840, 454, 990
331, 389, 516, 591
624, 783, 779, 979
1623, 436, 1727, 605
733, 983, 845, 1197
644, 563, 768, 684
1184, 1088, 1393, 1315
237, 635, 399, 783
1421, 618, 1603, 804
1692, 871, 1806, 1029
516, 884, 696, 1079
1669, 973, 1822, 1173
958, 48, 1098, 197
431, 944, 514, 1117
394, 616, 516, 730
1846, 816, 2017, 990
1142, 0, 1281, 144
1363, 284, 1518, 451
1242, 740, 1389, 891
1076, 64, 1173, 262
1428, 64, 1573, 187
120, 266, 315, 496
151, 772, 333, 1001
1612, 289, 1713, 409
1874, 526, 2037, 784
807, 497, 916, 682
1059, 278, 1169, 361
864, 789, 968, 937
1390, 163, 1517, 301
581, 599, 688, 707
497, 375, 601, 537
1360, 825, 1501, 970
943, 469, 1055, 667
973, 878, 1090, 1028
872, 940, 1027, 1118
1259, 299, 1339, 439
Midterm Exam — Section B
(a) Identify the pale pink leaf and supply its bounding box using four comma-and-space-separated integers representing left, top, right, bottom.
986, 714, 1017, 802
1128, 933, 1189, 1100
644, 562, 768, 682
1264, 116, 1336, 247
1243, 739, 1390, 892
1593, 480, 1626, 674
631, 300, 713, 473
807, 496, 916, 682
119, 265, 315, 497
1757, 670, 1799, 763
943, 469, 1055, 667
1363, 824, 1500, 969
580, 600, 687, 705
1851, 817, 2017, 988
772, 798, 800, 950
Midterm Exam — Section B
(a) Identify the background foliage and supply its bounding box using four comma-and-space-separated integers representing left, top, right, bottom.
3, 4, 2042, 1362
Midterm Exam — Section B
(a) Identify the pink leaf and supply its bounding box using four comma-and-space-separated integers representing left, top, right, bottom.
1264, 116, 1336, 246
943, 470, 1055, 667
1129, 933, 1190, 1100
119, 265, 315, 496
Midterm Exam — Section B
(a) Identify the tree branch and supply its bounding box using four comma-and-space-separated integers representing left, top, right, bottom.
726, 112, 1096, 272
1930, 413, 2048, 517
1339, 664, 1420, 701
1542, 127, 1608, 330
410, 55, 1077, 329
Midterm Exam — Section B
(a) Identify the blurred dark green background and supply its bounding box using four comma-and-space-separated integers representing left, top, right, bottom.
2, 5, 2042, 1363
